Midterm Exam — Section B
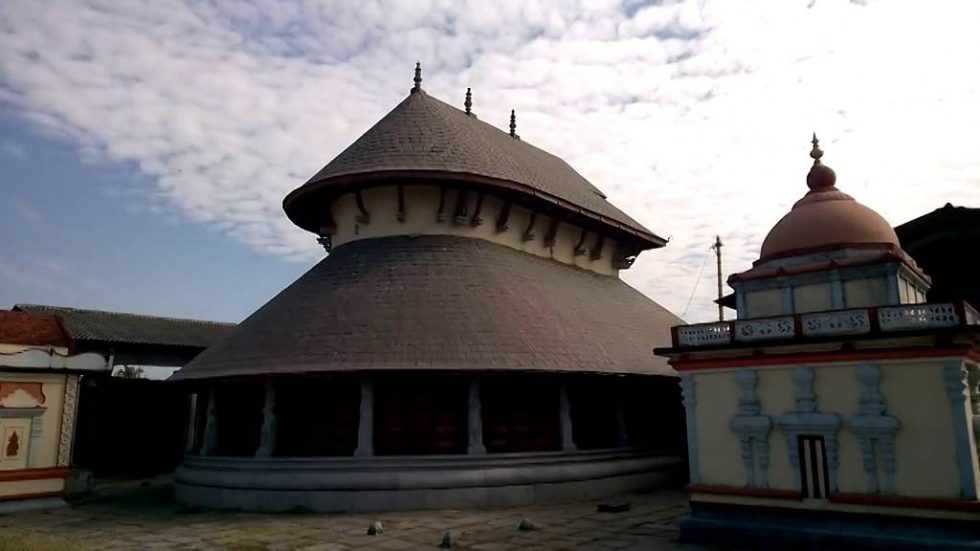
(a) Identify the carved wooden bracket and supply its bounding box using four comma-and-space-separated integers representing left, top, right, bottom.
437, 186, 447, 222
397, 185, 406, 222
470, 193, 484, 227
590, 234, 605, 260
573, 229, 588, 256
453, 189, 469, 226
354, 190, 370, 224
544, 217, 559, 247
522, 211, 537, 242
496, 202, 511, 233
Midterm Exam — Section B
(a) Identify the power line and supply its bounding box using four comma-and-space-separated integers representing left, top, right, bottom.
681, 246, 711, 320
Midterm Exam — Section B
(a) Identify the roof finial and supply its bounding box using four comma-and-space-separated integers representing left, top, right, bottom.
509, 109, 517, 138
810, 132, 823, 164
464, 88, 472, 115
412, 62, 422, 93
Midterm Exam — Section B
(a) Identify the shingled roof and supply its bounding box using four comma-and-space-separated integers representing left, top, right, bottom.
13, 305, 235, 349
0, 311, 71, 348
172, 235, 680, 381
283, 89, 666, 247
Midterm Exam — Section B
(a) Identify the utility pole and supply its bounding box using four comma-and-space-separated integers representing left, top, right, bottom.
712, 236, 724, 321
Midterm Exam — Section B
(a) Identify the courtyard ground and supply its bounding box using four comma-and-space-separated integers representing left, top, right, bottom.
0, 480, 715, 550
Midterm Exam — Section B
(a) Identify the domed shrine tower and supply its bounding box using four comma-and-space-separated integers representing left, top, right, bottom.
171, 66, 684, 512
657, 137, 980, 548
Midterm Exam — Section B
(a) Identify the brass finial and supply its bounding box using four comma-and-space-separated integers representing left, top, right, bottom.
810, 132, 823, 164
412, 62, 422, 93
509, 109, 517, 138
464, 88, 472, 115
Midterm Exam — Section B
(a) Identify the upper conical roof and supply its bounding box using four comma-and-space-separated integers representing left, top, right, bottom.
283, 89, 664, 246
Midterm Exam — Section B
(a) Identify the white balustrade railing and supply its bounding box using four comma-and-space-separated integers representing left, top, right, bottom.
672, 302, 973, 348
734, 317, 795, 342
878, 303, 959, 331
676, 322, 731, 347
801, 310, 871, 337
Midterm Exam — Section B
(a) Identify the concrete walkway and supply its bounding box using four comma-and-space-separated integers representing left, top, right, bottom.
0, 486, 712, 550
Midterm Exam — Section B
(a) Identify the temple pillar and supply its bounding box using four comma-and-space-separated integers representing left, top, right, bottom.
200, 389, 218, 456
615, 399, 629, 448
355, 378, 374, 457
559, 385, 576, 451
184, 393, 198, 453
255, 382, 277, 458
467, 379, 486, 455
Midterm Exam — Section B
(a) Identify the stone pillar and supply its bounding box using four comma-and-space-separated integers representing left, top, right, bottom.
255, 382, 277, 458
200, 389, 218, 456
467, 380, 486, 455
614, 399, 629, 448
355, 378, 374, 457
559, 385, 576, 452
184, 393, 198, 453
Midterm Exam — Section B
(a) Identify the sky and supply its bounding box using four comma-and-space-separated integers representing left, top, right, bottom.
1, 0, 978, 327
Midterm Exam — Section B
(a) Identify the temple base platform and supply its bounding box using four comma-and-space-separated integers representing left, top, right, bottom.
681, 501, 980, 551
175, 449, 682, 512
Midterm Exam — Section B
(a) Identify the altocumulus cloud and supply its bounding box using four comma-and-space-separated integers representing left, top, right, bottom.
1, 0, 979, 322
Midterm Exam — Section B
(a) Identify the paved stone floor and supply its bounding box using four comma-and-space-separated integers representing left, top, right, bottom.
0, 487, 713, 550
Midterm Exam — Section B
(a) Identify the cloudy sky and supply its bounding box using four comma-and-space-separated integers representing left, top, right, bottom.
1, 0, 978, 325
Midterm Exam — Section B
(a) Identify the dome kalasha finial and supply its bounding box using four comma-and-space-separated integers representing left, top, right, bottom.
509, 109, 517, 138
806, 133, 835, 191
412, 62, 422, 93
464, 88, 472, 115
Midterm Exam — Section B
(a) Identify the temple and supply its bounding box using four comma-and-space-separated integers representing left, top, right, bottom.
170, 66, 685, 512
656, 137, 980, 548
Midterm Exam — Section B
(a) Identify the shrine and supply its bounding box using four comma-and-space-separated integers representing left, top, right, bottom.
170, 66, 685, 512
656, 137, 980, 548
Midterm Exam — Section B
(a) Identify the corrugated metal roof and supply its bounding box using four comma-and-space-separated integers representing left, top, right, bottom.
172, 235, 680, 381
13, 305, 235, 348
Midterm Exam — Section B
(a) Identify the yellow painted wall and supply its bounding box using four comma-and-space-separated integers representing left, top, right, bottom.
844, 278, 889, 308
0, 477, 65, 500
879, 360, 962, 497
330, 185, 621, 276
745, 289, 784, 318
0, 372, 67, 471
793, 282, 833, 314
691, 357, 966, 499
693, 370, 744, 485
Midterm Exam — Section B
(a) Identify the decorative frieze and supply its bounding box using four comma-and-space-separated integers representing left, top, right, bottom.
735, 317, 795, 342
849, 364, 899, 494
801, 310, 870, 337
777, 366, 841, 493
677, 323, 731, 347
729, 369, 773, 487
879, 304, 960, 331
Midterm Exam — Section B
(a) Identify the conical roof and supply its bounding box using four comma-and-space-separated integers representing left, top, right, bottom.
172, 235, 680, 381
283, 89, 665, 247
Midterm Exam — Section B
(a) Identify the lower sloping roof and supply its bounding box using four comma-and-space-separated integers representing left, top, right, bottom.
0, 311, 70, 348
13, 304, 235, 349
172, 235, 680, 381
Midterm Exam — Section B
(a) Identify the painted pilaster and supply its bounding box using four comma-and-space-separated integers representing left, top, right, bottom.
355, 378, 374, 458
886, 265, 900, 305
200, 389, 218, 456
559, 385, 576, 452
730, 369, 773, 488
850, 363, 899, 495
781, 285, 795, 315
57, 374, 80, 467
680, 374, 700, 484
467, 380, 486, 455
967, 363, 980, 454
255, 382, 277, 458
943, 360, 978, 499
736, 290, 747, 320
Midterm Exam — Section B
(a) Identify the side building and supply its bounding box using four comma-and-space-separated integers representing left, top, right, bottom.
657, 138, 980, 549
